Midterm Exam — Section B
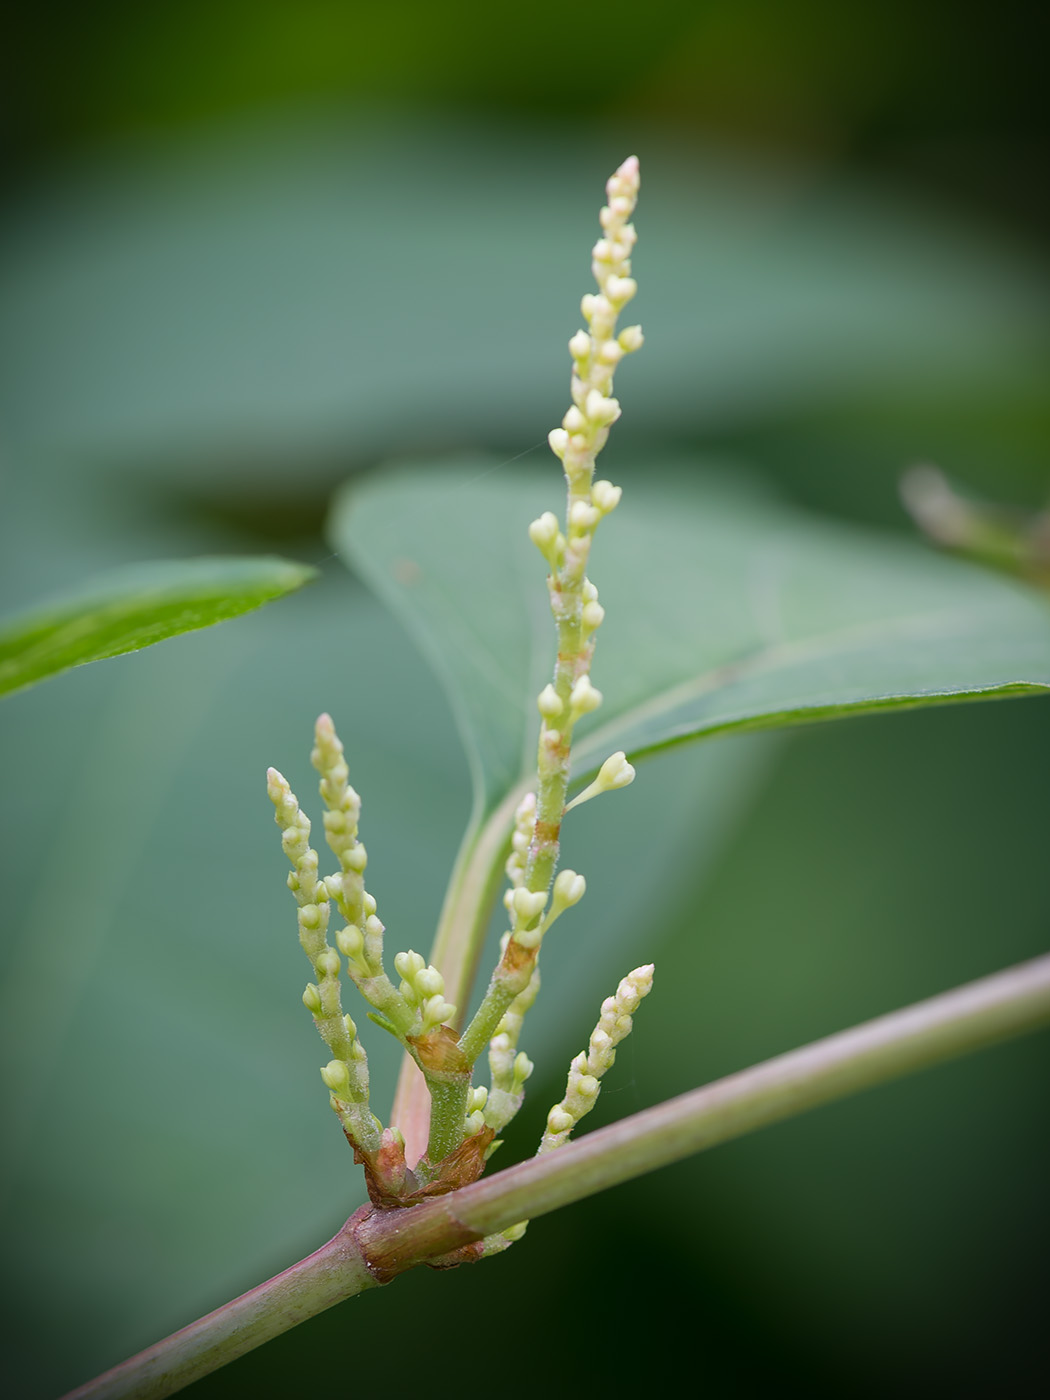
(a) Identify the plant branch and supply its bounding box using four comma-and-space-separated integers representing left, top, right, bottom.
65, 1220, 378, 1400
68, 952, 1050, 1399
361, 951, 1050, 1272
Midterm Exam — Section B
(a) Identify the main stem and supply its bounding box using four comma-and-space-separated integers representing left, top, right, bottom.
69, 952, 1050, 1400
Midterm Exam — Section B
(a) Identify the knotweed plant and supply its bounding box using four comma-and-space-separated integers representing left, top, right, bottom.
266, 156, 653, 1246
63, 156, 1050, 1400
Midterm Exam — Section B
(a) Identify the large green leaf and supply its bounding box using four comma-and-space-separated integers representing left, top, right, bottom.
331, 460, 1050, 813
0, 555, 315, 698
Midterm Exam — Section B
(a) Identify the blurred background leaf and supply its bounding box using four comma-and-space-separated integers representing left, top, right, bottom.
1, 2, 1047, 1397
334, 461, 1050, 814
0, 555, 315, 698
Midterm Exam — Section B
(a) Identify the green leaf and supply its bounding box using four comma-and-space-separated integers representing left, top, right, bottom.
2, 113, 1046, 490
331, 460, 1050, 815
0, 555, 316, 699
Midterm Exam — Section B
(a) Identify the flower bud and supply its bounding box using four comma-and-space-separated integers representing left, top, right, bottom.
537, 684, 563, 718
336, 924, 364, 958
618, 324, 644, 353
415, 966, 445, 998
394, 949, 425, 980
320, 1060, 351, 1094
529, 511, 560, 553
568, 329, 590, 359
592, 480, 622, 514
316, 949, 340, 978
606, 275, 637, 304
512, 887, 548, 922
569, 500, 601, 531
582, 600, 605, 631
569, 676, 603, 715
547, 427, 569, 458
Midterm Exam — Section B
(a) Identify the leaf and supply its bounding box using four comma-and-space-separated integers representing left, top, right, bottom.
1, 113, 1046, 489
330, 460, 1050, 815
0, 554, 316, 698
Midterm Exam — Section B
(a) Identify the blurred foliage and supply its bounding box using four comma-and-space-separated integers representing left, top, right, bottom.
0, 555, 315, 698
0, 4, 1047, 1397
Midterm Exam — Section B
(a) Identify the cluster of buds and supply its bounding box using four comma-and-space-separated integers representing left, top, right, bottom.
484, 952, 540, 1136
267, 158, 653, 1195
268, 759, 382, 1154
463, 1084, 489, 1137
539, 964, 655, 1153
459, 157, 647, 1118
547, 154, 643, 493
504, 790, 536, 891
394, 950, 457, 1033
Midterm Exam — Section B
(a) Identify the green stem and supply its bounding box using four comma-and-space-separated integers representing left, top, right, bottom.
68, 952, 1050, 1399
426, 1077, 472, 1162
390, 788, 523, 1158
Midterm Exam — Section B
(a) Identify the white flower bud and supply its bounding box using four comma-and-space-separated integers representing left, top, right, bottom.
553, 869, 587, 908
596, 750, 635, 791
563, 750, 635, 814
422, 995, 456, 1030
584, 389, 621, 426
512, 887, 548, 922
394, 949, 425, 980
582, 600, 605, 631
469, 1085, 489, 1113
569, 500, 601, 531
592, 480, 622, 514
598, 339, 624, 365
582, 578, 598, 602
568, 329, 591, 359
537, 684, 563, 718
580, 293, 598, 320
563, 405, 587, 433
415, 966, 445, 998
606, 275, 637, 304
569, 676, 603, 715
302, 983, 322, 1014
547, 427, 569, 458
364, 914, 384, 938
618, 324, 644, 352
362, 891, 377, 916
528, 511, 560, 553
299, 904, 325, 930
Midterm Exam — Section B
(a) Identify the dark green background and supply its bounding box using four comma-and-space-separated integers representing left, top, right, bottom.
1, 3, 1047, 1396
